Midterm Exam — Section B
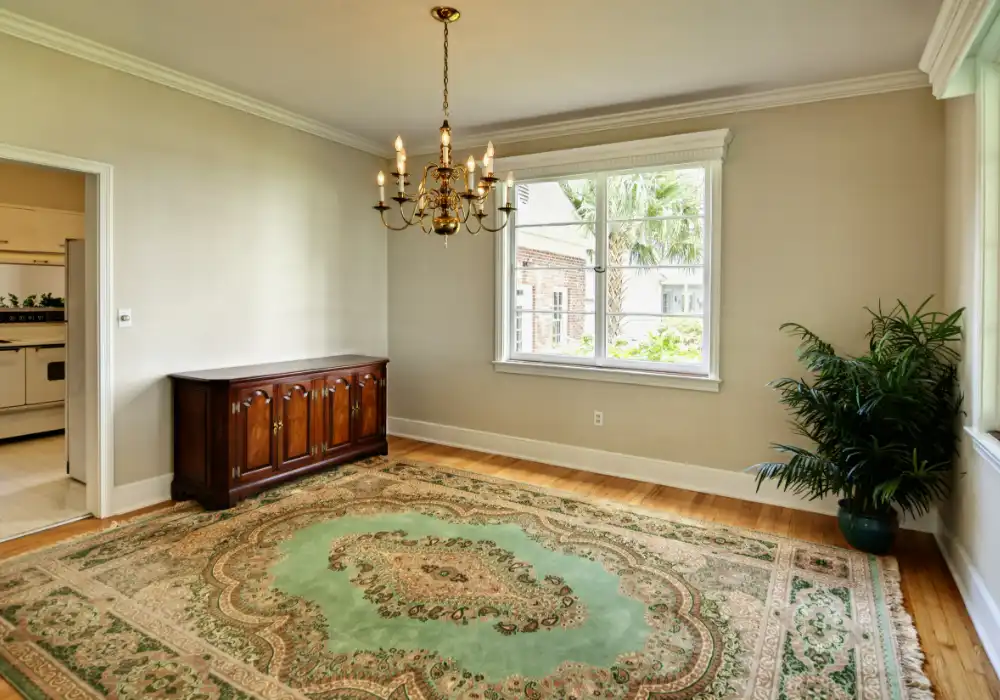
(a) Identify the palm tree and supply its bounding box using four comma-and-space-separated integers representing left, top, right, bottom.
560, 172, 703, 337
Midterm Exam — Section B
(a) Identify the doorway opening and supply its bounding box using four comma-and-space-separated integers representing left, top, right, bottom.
0, 145, 113, 541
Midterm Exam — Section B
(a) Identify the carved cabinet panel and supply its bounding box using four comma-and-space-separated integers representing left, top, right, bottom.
235, 384, 277, 483
322, 372, 353, 456
278, 381, 315, 471
355, 366, 385, 442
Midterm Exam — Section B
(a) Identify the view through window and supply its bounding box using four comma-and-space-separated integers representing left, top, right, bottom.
507, 166, 709, 373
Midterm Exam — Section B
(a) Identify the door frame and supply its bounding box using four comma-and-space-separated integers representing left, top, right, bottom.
0, 142, 114, 518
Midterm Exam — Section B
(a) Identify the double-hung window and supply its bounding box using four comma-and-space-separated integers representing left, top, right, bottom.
494, 130, 729, 391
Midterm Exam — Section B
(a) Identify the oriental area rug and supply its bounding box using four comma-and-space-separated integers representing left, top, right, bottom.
0, 458, 932, 699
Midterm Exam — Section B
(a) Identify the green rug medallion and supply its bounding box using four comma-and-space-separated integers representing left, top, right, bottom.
272, 513, 651, 680
0, 458, 933, 699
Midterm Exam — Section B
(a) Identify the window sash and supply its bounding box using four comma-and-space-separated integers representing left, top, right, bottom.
504, 162, 716, 378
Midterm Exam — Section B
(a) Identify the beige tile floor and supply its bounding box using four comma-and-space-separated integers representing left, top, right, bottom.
0, 434, 88, 542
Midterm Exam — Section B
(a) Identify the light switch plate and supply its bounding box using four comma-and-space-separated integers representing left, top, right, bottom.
118, 308, 132, 327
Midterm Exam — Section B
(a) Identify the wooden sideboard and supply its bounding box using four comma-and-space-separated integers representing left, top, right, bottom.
170, 355, 388, 509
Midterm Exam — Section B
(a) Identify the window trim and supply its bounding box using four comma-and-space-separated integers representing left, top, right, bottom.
493, 130, 729, 390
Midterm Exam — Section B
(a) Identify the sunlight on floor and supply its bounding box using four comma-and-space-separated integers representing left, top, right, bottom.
0, 434, 88, 542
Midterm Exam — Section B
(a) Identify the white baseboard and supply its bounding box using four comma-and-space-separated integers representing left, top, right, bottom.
388, 416, 938, 533
935, 527, 1000, 676
110, 473, 172, 516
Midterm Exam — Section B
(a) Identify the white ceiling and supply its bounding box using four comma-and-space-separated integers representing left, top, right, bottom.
0, 0, 940, 151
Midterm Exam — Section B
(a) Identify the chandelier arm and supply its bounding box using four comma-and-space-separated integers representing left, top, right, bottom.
464, 216, 483, 235
474, 209, 514, 234
396, 199, 427, 227
379, 208, 415, 232
419, 213, 435, 234
455, 197, 471, 223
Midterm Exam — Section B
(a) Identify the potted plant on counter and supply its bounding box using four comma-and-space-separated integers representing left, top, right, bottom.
752, 298, 963, 554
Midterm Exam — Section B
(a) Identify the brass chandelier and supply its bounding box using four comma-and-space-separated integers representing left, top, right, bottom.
374, 6, 515, 241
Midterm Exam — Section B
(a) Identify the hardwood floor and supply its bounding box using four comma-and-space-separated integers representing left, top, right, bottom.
1, 436, 997, 699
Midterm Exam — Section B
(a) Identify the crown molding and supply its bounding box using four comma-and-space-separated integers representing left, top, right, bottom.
417, 70, 929, 153
0, 9, 387, 157
919, 0, 995, 97
494, 129, 732, 181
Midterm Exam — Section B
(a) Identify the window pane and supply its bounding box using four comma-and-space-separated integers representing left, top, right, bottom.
607, 316, 703, 365
515, 312, 595, 357
606, 217, 704, 267
513, 269, 595, 313
606, 267, 704, 315
515, 178, 596, 225
607, 168, 705, 219
515, 224, 596, 267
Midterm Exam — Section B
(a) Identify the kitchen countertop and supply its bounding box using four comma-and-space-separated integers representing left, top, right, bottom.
0, 323, 66, 349
0, 339, 65, 349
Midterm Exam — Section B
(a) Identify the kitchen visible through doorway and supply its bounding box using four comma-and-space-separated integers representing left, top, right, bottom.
0, 159, 89, 541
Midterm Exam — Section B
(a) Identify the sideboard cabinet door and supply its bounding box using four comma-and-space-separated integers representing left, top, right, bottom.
321, 372, 353, 456
235, 384, 278, 482
354, 366, 385, 442
277, 380, 316, 471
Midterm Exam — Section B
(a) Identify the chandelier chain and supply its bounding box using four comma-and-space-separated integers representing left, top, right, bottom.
442, 22, 449, 118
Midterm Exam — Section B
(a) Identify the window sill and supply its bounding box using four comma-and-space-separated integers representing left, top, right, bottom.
493, 360, 721, 392
965, 426, 1000, 477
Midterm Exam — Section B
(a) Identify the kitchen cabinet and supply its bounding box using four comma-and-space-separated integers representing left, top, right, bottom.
0, 348, 26, 409
0, 203, 84, 256
170, 355, 388, 509
0, 206, 38, 252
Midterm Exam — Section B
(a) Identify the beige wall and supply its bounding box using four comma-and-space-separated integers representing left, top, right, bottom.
0, 159, 85, 211
940, 96, 1000, 608
0, 34, 388, 486
388, 89, 945, 471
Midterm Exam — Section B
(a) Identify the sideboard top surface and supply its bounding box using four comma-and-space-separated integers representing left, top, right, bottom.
169, 355, 388, 383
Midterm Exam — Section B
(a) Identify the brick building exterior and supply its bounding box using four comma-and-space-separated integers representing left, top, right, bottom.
515, 247, 589, 352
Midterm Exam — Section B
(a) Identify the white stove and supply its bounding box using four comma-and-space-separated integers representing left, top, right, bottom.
0, 319, 66, 439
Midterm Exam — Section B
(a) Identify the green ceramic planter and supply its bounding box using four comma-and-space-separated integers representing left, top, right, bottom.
837, 499, 898, 555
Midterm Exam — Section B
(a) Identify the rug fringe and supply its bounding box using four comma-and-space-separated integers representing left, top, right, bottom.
881, 557, 936, 699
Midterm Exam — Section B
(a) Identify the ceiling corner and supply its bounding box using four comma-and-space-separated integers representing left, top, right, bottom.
0, 8, 388, 157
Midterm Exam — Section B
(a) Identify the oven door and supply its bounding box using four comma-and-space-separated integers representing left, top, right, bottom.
26, 345, 65, 405
0, 347, 26, 408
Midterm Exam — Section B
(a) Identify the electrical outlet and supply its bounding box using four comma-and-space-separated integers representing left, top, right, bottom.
593, 410, 604, 427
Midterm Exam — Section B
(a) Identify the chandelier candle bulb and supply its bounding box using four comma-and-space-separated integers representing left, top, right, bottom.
394, 135, 403, 153
466, 156, 476, 190
377, 171, 385, 202
440, 128, 451, 166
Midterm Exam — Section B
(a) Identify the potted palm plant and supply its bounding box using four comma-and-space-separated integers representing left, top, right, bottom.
753, 298, 963, 554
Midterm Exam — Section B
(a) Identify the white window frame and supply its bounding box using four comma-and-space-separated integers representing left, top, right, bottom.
493, 129, 730, 392
967, 27, 1000, 470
